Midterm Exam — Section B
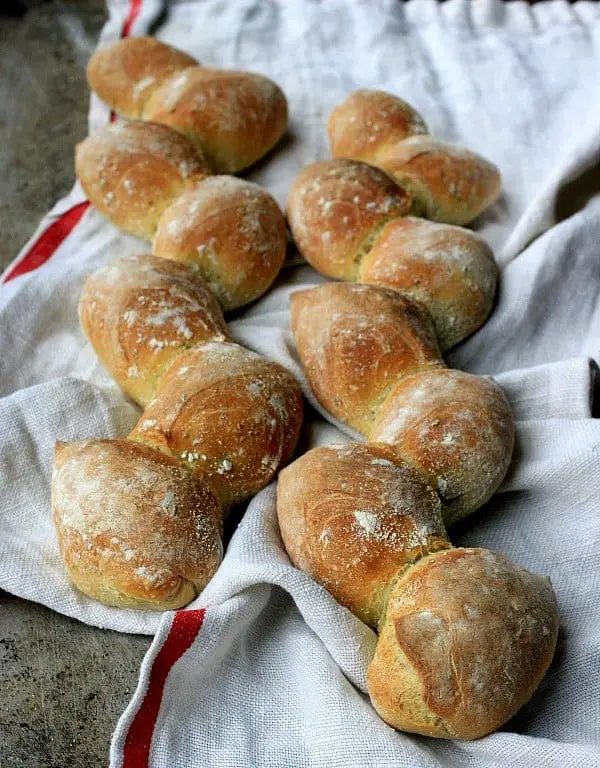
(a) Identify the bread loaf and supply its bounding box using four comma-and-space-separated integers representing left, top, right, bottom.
287, 160, 497, 349
328, 89, 501, 225
87, 36, 287, 173
277, 378, 556, 739
291, 282, 513, 524
277, 447, 558, 739
53, 255, 303, 609
76, 121, 287, 310
52, 439, 222, 610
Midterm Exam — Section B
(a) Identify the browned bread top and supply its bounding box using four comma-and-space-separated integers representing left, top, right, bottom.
289, 282, 514, 525
277, 442, 450, 627
368, 547, 559, 739
79, 254, 229, 407
290, 282, 442, 435
287, 160, 497, 349
75, 120, 211, 241
328, 88, 428, 164
153, 176, 287, 311
86, 37, 288, 174
87, 36, 198, 120
52, 438, 222, 610
327, 89, 501, 226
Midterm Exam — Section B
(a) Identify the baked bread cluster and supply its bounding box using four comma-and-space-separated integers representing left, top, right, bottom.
48, 36, 558, 740
52, 255, 303, 609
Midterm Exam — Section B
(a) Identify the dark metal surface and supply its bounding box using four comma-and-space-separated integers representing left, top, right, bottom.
0, 3, 152, 766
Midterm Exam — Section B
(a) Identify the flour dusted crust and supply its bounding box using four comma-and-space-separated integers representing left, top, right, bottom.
361, 216, 498, 351
278, 280, 557, 738
143, 67, 288, 173
76, 121, 288, 309
86, 36, 288, 174
54, 255, 303, 609
287, 160, 497, 348
327, 89, 501, 226
153, 176, 287, 310
286, 159, 412, 282
131, 341, 303, 511
328, 89, 428, 163
75, 121, 211, 241
291, 283, 442, 435
79, 254, 229, 407
87, 36, 198, 120
291, 282, 513, 523
378, 136, 502, 226
368, 548, 559, 739
277, 443, 450, 627
52, 439, 222, 610
371, 369, 514, 525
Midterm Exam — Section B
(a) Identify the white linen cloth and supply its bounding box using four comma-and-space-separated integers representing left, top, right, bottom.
1, 0, 600, 764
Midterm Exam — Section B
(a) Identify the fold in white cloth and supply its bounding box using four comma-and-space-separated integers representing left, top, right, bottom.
1, 1, 600, 765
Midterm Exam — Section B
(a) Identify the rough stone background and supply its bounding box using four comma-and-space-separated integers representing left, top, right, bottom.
0, 2, 152, 766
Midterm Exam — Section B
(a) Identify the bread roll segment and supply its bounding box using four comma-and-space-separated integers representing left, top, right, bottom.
328, 88, 428, 163
371, 369, 514, 525
361, 216, 498, 351
76, 121, 288, 310
153, 176, 287, 311
75, 121, 211, 241
86, 36, 288, 174
328, 89, 501, 226
277, 443, 450, 627
142, 67, 288, 173
290, 283, 442, 435
286, 159, 412, 282
277, 440, 557, 741
287, 159, 497, 349
279, 281, 557, 738
52, 439, 222, 610
53, 256, 303, 609
79, 254, 228, 407
87, 36, 198, 120
130, 341, 303, 511
368, 548, 558, 740
291, 282, 513, 524
377, 136, 502, 226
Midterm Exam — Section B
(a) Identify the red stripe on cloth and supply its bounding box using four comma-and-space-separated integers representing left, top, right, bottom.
111, 0, 144, 121
121, 0, 143, 38
2, 202, 90, 283
121, 609, 206, 767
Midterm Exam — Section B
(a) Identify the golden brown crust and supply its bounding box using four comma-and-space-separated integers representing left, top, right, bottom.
79, 255, 302, 510
328, 89, 501, 225
377, 136, 501, 226
86, 37, 198, 119
153, 176, 287, 310
75, 121, 211, 241
277, 443, 450, 627
370, 369, 515, 525
142, 67, 288, 173
360, 216, 498, 350
367, 548, 559, 739
290, 283, 514, 524
290, 283, 442, 435
59, 255, 304, 610
286, 159, 412, 281
130, 341, 304, 510
286, 161, 497, 347
79, 254, 229, 407
86, 38, 288, 173
52, 439, 222, 610
328, 89, 428, 164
